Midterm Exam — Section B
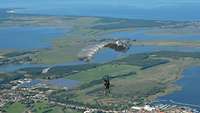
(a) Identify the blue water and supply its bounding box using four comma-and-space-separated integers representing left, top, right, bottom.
91, 48, 123, 63
1, 0, 200, 20
18, 79, 80, 89
106, 30, 200, 41
0, 64, 47, 72
159, 66, 200, 110
0, 61, 84, 73
0, 79, 3, 83
2, 45, 200, 72
92, 45, 200, 63
47, 78, 80, 89
0, 27, 65, 50
19, 79, 41, 88
128, 46, 200, 53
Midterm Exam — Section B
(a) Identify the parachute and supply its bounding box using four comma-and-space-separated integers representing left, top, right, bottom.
78, 39, 130, 62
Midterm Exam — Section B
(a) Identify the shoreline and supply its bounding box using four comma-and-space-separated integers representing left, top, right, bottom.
149, 60, 200, 107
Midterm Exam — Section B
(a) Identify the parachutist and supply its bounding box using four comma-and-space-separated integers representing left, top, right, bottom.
103, 76, 110, 95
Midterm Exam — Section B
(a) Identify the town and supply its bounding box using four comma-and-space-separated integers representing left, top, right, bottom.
0, 77, 199, 113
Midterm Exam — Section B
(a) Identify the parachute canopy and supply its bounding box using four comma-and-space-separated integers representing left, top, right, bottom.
78, 39, 130, 62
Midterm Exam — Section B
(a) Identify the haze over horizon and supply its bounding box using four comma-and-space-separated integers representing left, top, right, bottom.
1, 0, 200, 20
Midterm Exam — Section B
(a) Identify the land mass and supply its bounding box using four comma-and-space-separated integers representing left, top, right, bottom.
1, 12, 200, 113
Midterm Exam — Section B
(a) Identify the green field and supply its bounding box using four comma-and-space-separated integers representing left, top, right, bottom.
32, 101, 81, 113
3, 102, 26, 113
2, 101, 81, 113
66, 64, 139, 83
